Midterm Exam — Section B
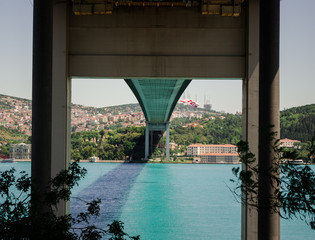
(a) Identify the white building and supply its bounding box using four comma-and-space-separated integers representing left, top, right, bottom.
187, 144, 237, 156
10, 143, 31, 159
280, 138, 301, 148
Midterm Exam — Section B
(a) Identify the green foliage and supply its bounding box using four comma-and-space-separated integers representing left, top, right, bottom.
107, 220, 140, 240
0, 162, 140, 239
280, 164, 315, 229
0, 126, 30, 157
67, 104, 314, 160
280, 104, 315, 142
171, 114, 242, 146
230, 138, 315, 230
71, 127, 145, 161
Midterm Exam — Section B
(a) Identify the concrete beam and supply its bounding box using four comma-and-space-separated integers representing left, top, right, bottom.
69, 55, 245, 79
68, 7, 246, 79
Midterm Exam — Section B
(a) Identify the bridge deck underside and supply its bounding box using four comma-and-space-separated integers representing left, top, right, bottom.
125, 79, 191, 125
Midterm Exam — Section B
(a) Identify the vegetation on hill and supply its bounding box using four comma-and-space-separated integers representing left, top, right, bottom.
70, 114, 242, 160
0, 99, 11, 110
170, 114, 242, 145
71, 126, 145, 161
280, 104, 315, 142
70, 104, 315, 160
1, 92, 314, 160
0, 126, 30, 157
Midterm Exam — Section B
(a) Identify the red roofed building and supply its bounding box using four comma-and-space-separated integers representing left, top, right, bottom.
280, 138, 301, 148
187, 144, 237, 156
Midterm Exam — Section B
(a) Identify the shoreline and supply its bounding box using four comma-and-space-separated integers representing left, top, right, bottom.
2, 159, 314, 165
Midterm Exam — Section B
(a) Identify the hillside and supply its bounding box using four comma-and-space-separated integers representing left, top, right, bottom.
280, 104, 315, 142
1, 93, 314, 145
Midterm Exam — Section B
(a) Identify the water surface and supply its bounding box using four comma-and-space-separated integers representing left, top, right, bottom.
1, 162, 314, 239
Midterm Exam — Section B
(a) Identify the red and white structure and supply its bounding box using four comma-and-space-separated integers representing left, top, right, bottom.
279, 138, 301, 148
187, 143, 237, 156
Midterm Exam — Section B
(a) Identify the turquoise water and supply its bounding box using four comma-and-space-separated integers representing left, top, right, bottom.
1, 162, 314, 239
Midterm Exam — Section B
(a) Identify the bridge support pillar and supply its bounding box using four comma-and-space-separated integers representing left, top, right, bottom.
166, 122, 170, 161
258, 0, 280, 239
242, 0, 280, 239
32, 0, 70, 216
145, 122, 150, 160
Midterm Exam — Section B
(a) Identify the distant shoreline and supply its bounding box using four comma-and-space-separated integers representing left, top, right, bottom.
2, 159, 314, 165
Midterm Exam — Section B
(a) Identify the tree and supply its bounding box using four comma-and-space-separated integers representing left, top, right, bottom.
230, 138, 315, 230
81, 145, 96, 160
99, 129, 105, 143
71, 149, 82, 161
0, 162, 140, 239
123, 141, 136, 158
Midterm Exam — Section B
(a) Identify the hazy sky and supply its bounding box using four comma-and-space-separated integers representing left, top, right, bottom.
0, 0, 314, 113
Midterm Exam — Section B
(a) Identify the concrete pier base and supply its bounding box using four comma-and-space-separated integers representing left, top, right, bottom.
145, 122, 150, 160
166, 122, 170, 161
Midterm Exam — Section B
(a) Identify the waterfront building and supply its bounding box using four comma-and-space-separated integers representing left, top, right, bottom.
279, 138, 301, 148
187, 144, 237, 156
200, 153, 239, 163
10, 143, 31, 159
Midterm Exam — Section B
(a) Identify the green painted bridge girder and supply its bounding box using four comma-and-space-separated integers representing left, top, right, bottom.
125, 79, 191, 124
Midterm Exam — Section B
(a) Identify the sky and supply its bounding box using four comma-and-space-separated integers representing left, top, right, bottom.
0, 0, 314, 113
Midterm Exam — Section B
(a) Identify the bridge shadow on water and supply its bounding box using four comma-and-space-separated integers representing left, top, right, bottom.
70, 163, 146, 230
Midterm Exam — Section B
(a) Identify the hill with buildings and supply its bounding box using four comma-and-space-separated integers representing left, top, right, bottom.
1, 93, 314, 160
0, 93, 217, 158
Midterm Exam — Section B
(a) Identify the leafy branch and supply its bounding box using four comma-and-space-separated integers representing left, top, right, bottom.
230, 135, 315, 229
0, 162, 140, 240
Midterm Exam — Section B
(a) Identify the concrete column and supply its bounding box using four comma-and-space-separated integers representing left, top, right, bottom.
242, 0, 260, 239
32, 0, 53, 212
32, 0, 70, 215
258, 1, 280, 240
51, 1, 70, 215
145, 122, 149, 160
166, 122, 170, 161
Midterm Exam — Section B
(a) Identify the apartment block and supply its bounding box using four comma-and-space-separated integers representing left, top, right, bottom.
187, 144, 237, 156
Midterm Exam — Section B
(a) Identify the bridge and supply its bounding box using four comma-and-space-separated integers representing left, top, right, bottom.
32, 1, 280, 239
125, 78, 191, 160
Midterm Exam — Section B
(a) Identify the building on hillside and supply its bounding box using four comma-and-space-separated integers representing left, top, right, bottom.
204, 103, 212, 111
187, 144, 237, 156
169, 142, 178, 150
0, 121, 8, 126
10, 143, 31, 159
200, 153, 239, 163
185, 123, 203, 128
280, 138, 301, 148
